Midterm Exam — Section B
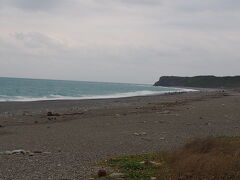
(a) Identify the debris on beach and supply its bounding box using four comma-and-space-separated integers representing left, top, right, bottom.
48, 117, 57, 121
47, 111, 54, 116
47, 112, 60, 116
140, 160, 162, 167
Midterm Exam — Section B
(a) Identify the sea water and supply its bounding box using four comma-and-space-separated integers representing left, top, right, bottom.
0, 77, 195, 102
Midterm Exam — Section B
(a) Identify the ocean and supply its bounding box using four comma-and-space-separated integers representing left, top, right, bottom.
0, 77, 195, 102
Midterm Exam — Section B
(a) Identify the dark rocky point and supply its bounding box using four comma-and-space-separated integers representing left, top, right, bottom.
154, 76, 240, 88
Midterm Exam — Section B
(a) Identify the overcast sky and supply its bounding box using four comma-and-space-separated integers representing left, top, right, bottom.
0, 0, 239, 84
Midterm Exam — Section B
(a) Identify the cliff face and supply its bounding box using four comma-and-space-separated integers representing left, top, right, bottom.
154, 76, 240, 88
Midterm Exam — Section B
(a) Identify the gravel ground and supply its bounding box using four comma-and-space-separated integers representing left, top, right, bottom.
0, 90, 239, 179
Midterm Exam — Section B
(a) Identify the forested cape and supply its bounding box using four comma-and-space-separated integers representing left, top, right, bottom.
154, 76, 240, 88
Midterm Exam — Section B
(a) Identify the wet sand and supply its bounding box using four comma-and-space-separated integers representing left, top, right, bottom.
0, 90, 240, 179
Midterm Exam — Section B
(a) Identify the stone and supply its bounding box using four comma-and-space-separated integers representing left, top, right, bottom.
0, 149, 27, 155
33, 150, 43, 154
109, 173, 125, 179
151, 177, 157, 180
57, 148, 62, 152
4, 151, 12, 155
97, 169, 107, 177
11, 149, 26, 155
43, 152, 51, 154
150, 161, 162, 167
133, 132, 147, 136
22, 112, 29, 116
47, 117, 56, 120
159, 110, 170, 114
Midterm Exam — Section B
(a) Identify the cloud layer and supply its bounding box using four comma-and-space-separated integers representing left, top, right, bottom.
0, 0, 240, 83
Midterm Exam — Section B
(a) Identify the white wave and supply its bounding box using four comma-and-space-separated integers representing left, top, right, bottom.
172, 88, 199, 92
0, 89, 198, 102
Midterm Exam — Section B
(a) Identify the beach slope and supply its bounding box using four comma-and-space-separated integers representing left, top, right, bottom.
0, 90, 239, 179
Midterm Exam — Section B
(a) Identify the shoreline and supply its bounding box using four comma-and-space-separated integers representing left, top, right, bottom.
0, 87, 199, 103
0, 90, 205, 115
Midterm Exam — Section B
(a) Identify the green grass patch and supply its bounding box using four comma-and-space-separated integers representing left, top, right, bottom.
97, 154, 169, 180
95, 137, 240, 180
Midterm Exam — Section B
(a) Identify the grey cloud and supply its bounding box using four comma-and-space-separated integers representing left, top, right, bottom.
168, 0, 240, 12
12, 32, 66, 50
1, 0, 240, 13
0, 0, 240, 83
14, 0, 61, 10
112, 0, 162, 5
0, 0, 67, 11
1, 32, 240, 83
